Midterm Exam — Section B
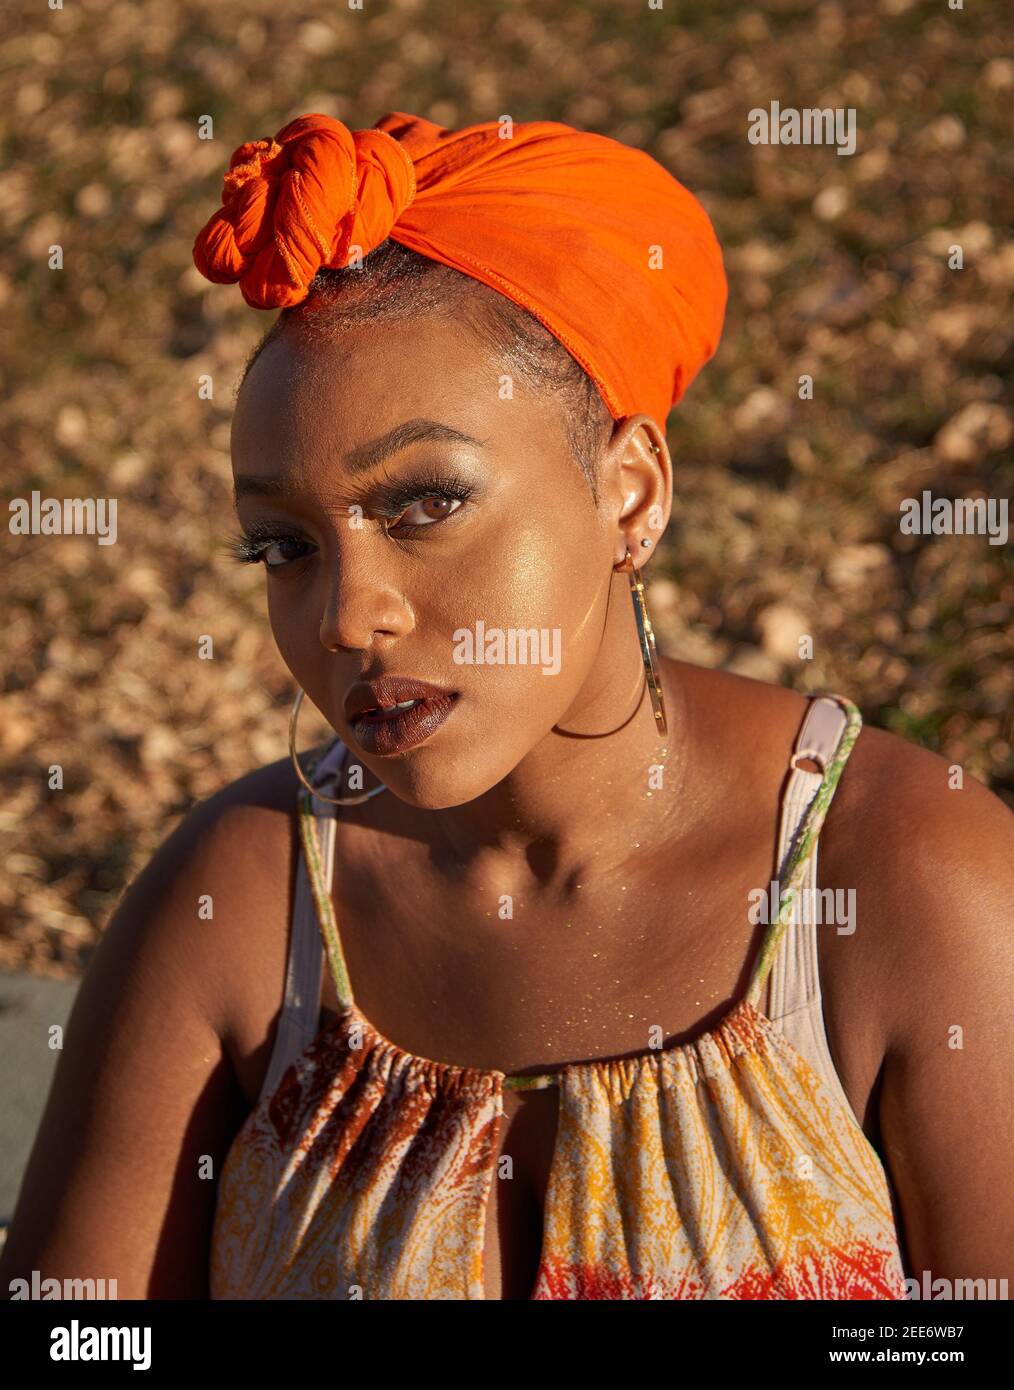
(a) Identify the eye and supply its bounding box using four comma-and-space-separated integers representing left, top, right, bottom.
260, 537, 313, 569
227, 526, 314, 570
370, 470, 476, 537
388, 494, 464, 534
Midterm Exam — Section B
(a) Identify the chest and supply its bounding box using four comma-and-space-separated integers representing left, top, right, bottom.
320, 811, 785, 1074
225, 825, 888, 1299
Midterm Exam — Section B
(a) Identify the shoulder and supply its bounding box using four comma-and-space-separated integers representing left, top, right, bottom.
670, 658, 1014, 1049
666, 657, 812, 787
104, 749, 310, 1042
672, 657, 1013, 978
825, 724, 1014, 1281
173, 750, 302, 894
817, 715, 1014, 1055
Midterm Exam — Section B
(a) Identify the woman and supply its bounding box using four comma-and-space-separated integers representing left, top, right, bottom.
3, 112, 1011, 1301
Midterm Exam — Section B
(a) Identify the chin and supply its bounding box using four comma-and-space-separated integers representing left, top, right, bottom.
358, 739, 517, 810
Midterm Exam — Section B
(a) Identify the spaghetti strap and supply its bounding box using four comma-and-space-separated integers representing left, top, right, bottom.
256, 841, 326, 1106
745, 694, 862, 1009
296, 738, 356, 1012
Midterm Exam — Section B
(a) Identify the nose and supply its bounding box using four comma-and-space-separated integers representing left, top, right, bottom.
319, 565, 414, 652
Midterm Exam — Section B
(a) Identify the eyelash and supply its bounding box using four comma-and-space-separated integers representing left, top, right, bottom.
227, 472, 476, 569
226, 521, 312, 569
372, 472, 475, 533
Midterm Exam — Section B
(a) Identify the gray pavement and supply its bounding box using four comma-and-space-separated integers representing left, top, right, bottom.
0, 969, 80, 1239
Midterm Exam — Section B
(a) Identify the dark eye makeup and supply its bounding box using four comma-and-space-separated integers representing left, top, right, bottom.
227, 520, 314, 569
369, 471, 475, 531
227, 469, 477, 569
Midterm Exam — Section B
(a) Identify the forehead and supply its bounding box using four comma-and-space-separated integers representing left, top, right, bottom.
231, 315, 566, 476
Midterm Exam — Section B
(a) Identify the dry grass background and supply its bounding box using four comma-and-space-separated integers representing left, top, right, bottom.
1, 0, 1011, 978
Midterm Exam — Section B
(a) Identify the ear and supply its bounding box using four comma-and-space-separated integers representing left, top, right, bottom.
600, 414, 673, 567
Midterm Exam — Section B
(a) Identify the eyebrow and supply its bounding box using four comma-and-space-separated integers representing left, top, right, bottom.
233, 418, 488, 502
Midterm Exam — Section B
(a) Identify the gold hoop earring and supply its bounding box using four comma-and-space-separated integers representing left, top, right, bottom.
618, 547, 668, 736
288, 687, 389, 806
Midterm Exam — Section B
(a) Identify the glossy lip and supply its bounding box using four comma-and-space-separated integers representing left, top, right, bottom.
343, 676, 461, 757
349, 689, 460, 756
344, 675, 456, 722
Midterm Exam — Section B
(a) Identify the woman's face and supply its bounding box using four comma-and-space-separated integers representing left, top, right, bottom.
231, 312, 644, 809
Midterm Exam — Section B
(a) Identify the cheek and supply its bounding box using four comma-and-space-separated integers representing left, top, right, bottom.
258, 513, 608, 722
264, 579, 321, 691
437, 520, 608, 703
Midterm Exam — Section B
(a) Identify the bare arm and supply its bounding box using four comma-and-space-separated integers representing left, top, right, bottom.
0, 764, 296, 1300
872, 758, 1014, 1294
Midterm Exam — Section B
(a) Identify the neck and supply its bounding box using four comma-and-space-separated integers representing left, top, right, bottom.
418, 585, 697, 898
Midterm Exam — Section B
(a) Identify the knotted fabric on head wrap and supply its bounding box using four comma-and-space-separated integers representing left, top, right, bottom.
192, 110, 727, 427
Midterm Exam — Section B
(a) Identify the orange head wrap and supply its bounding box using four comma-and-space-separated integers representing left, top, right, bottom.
192, 111, 727, 427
